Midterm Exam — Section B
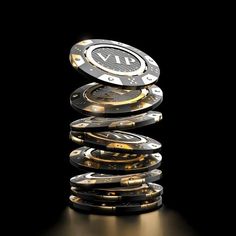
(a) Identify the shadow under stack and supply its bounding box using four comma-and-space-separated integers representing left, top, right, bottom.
68, 39, 163, 214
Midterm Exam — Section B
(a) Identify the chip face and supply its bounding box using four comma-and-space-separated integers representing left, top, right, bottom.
69, 195, 162, 214
70, 169, 162, 189
70, 147, 162, 174
70, 83, 163, 117
70, 39, 160, 89
71, 183, 163, 202
70, 111, 162, 132
70, 130, 162, 154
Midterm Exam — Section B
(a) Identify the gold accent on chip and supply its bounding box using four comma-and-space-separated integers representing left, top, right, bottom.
86, 105, 105, 113
69, 54, 84, 68
107, 143, 133, 150
85, 84, 148, 105
70, 135, 84, 144
78, 40, 93, 46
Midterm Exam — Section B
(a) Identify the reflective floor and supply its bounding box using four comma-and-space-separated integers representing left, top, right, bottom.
43, 206, 200, 236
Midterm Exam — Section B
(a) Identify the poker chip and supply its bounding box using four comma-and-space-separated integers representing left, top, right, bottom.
70, 169, 162, 189
70, 39, 160, 89
70, 111, 162, 132
71, 183, 163, 203
69, 195, 162, 214
70, 147, 162, 174
70, 130, 162, 154
70, 83, 163, 117
71, 148, 145, 163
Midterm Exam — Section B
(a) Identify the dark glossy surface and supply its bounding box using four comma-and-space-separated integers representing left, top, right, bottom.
42, 207, 199, 236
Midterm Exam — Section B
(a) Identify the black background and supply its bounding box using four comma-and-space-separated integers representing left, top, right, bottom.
5, 5, 229, 236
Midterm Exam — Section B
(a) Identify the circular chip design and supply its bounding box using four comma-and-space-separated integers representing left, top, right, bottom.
70, 39, 160, 89
70, 147, 162, 174
69, 195, 162, 214
70, 83, 163, 117
71, 183, 163, 202
70, 170, 162, 189
70, 111, 162, 132
70, 130, 162, 154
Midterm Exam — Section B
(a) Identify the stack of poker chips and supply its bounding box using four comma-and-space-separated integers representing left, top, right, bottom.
68, 39, 163, 214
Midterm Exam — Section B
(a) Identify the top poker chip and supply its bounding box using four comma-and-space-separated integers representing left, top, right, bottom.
70, 39, 160, 89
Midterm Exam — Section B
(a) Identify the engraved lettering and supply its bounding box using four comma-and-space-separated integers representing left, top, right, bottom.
97, 53, 111, 61
125, 57, 135, 65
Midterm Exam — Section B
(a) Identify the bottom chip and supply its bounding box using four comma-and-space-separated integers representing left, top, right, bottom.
69, 195, 162, 214
71, 183, 163, 203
